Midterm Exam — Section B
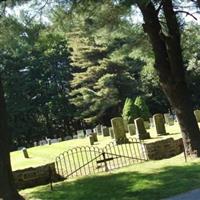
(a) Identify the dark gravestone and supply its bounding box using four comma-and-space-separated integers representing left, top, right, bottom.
134, 118, 150, 140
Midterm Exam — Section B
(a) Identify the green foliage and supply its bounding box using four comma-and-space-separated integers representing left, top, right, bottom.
134, 96, 150, 120
122, 98, 139, 123
1, 1, 200, 147
0, 17, 74, 147
140, 64, 169, 114
58, 3, 143, 124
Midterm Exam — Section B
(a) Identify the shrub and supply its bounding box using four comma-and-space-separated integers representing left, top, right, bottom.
122, 98, 139, 123
134, 96, 150, 121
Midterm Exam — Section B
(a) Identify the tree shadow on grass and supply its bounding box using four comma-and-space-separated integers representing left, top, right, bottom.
24, 163, 200, 200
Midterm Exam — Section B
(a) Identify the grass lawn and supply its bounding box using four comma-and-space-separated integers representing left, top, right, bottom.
11, 122, 182, 171
20, 153, 200, 200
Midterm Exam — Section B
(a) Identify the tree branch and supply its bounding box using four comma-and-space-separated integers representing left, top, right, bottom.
175, 10, 197, 20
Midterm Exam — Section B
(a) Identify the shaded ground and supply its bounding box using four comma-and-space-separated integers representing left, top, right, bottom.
21, 155, 200, 200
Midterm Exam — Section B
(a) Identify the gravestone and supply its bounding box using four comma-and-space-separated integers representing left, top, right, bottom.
194, 110, 200, 122
33, 142, 37, 147
149, 117, 154, 128
73, 135, 78, 139
18, 146, 24, 151
123, 119, 128, 133
102, 127, 110, 137
22, 148, 29, 158
153, 113, 168, 136
174, 114, 178, 122
128, 124, 135, 136
51, 139, 58, 143
77, 130, 85, 139
144, 121, 150, 129
92, 132, 98, 142
96, 124, 102, 135
111, 117, 128, 144
134, 118, 150, 140
47, 139, 51, 145
64, 136, 73, 140
39, 140, 46, 146
109, 127, 114, 139
86, 129, 92, 136
164, 113, 174, 126
89, 135, 94, 145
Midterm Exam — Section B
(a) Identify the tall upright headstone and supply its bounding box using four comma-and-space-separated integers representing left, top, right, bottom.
92, 132, 98, 142
109, 127, 114, 139
89, 135, 94, 145
128, 124, 135, 136
149, 117, 154, 128
123, 119, 128, 133
153, 114, 168, 135
96, 124, 102, 135
102, 127, 110, 137
134, 118, 150, 139
194, 110, 200, 123
111, 117, 128, 144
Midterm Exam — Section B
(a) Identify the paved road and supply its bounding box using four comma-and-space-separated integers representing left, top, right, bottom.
164, 189, 200, 200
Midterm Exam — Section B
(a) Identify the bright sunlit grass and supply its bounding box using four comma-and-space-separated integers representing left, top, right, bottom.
11, 122, 183, 171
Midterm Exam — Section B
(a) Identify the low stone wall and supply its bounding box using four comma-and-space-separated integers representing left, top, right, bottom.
13, 163, 61, 189
144, 137, 183, 160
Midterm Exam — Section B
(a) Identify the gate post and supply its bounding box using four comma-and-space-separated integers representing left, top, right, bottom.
102, 152, 109, 172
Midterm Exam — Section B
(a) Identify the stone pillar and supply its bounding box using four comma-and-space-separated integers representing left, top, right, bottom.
134, 118, 150, 140
194, 110, 200, 123
153, 114, 168, 136
102, 127, 110, 137
111, 117, 128, 144
128, 124, 135, 136
89, 135, 94, 145
22, 148, 29, 158
109, 127, 114, 139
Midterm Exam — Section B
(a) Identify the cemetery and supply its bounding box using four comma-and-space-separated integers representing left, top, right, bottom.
1, 1, 200, 200
8, 111, 200, 200
9, 115, 186, 191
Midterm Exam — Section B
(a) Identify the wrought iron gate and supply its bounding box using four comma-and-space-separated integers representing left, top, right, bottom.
55, 137, 148, 179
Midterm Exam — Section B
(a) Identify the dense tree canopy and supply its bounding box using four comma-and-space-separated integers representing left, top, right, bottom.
0, 0, 199, 147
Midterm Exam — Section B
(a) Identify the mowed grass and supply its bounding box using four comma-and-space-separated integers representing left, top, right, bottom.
20, 154, 200, 200
11, 135, 112, 171
11, 122, 182, 171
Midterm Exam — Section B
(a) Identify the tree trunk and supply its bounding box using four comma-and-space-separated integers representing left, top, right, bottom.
162, 80, 200, 156
137, 0, 200, 157
0, 77, 24, 200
